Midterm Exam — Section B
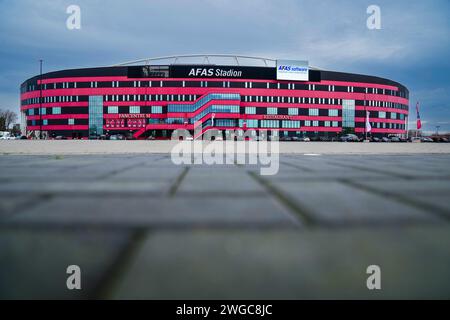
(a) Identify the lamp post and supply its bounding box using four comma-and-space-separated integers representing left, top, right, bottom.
39, 59, 43, 139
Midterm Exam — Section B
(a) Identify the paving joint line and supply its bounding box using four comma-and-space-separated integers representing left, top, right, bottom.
339, 178, 450, 222
247, 171, 317, 226
90, 229, 149, 299
279, 161, 315, 172
325, 161, 414, 180
168, 167, 190, 197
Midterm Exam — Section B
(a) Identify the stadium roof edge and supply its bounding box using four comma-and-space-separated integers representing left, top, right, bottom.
112, 54, 321, 70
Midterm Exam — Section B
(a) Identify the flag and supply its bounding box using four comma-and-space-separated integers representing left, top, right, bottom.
366, 111, 372, 133
416, 102, 422, 130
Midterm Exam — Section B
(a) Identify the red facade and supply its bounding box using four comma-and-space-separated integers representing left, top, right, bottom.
20, 65, 409, 139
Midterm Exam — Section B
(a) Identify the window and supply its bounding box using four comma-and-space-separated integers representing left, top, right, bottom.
391, 112, 397, 119
288, 108, 298, 116
309, 108, 319, 116
328, 109, 338, 117
304, 120, 311, 126
260, 120, 279, 128
28, 108, 34, 116
324, 121, 330, 127
312, 120, 319, 127
108, 106, 118, 114
130, 106, 140, 114
215, 119, 235, 127
342, 99, 355, 128
379, 111, 386, 118
43, 119, 48, 125
281, 120, 300, 128
152, 106, 163, 114
332, 121, 339, 127
239, 119, 258, 128
267, 107, 277, 115
53, 107, 61, 115
245, 107, 256, 114
68, 118, 75, 125
41, 108, 46, 115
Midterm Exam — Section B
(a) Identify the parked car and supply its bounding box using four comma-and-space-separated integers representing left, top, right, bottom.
340, 134, 360, 142
421, 137, 434, 142
371, 137, 381, 142
381, 137, 390, 142
390, 136, 401, 142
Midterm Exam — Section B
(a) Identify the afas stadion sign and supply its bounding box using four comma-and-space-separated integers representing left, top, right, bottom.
276, 60, 309, 81
169, 60, 310, 81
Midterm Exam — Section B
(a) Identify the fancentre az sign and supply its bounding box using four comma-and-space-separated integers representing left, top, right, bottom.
276, 60, 309, 81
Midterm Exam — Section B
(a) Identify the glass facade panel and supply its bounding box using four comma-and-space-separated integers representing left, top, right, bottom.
245, 107, 256, 114
328, 109, 338, 117
191, 105, 239, 123
267, 107, 277, 115
342, 99, 355, 128
152, 106, 163, 114
260, 120, 279, 128
281, 120, 300, 128
130, 106, 140, 114
288, 108, 298, 116
167, 93, 240, 113
89, 96, 103, 136
108, 106, 118, 114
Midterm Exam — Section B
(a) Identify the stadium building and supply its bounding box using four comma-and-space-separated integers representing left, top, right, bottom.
20, 55, 409, 140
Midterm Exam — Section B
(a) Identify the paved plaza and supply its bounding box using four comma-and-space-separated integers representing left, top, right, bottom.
1, 142, 450, 299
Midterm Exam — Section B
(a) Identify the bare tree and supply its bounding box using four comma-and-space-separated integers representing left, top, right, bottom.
0, 109, 18, 131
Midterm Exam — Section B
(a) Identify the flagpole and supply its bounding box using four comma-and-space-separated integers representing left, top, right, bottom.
364, 92, 367, 140
364, 89, 367, 140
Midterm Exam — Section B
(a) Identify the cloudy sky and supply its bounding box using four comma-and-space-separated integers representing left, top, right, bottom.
1, 0, 449, 132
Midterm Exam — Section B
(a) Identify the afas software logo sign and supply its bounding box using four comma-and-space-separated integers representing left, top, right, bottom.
276, 60, 309, 81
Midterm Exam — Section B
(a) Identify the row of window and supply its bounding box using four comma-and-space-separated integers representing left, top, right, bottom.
21, 93, 409, 111
27, 117, 406, 131
22, 80, 408, 98
26, 106, 406, 120
27, 118, 82, 126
